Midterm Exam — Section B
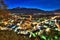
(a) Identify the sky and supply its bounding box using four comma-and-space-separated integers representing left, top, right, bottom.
4, 0, 60, 11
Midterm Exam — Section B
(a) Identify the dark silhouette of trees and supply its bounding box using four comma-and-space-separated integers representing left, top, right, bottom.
0, 0, 8, 9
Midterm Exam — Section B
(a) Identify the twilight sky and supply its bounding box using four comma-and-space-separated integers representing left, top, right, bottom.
4, 0, 60, 11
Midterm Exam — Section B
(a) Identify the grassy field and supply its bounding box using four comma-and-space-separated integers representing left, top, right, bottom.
0, 30, 41, 40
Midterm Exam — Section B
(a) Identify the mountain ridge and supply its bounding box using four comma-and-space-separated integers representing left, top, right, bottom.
8, 7, 60, 15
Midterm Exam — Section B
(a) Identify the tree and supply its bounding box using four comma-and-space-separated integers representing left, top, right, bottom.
0, 0, 8, 9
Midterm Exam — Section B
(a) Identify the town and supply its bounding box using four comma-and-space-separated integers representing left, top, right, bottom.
0, 0, 60, 40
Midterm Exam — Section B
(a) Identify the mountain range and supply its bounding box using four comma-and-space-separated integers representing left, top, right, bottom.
8, 7, 60, 15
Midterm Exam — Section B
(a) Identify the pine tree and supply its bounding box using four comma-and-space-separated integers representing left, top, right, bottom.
0, 0, 8, 9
